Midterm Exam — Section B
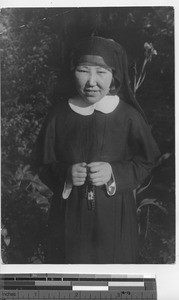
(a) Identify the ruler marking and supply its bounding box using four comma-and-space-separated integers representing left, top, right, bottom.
72, 281, 108, 286
108, 282, 144, 287
0, 275, 157, 299
35, 281, 71, 286
73, 286, 108, 291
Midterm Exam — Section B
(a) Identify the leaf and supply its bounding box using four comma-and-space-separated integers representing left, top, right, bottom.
30, 255, 43, 263
1, 228, 8, 237
15, 167, 24, 180
31, 192, 50, 207
36, 197, 49, 206
139, 198, 157, 206
4, 236, 10, 246
157, 153, 171, 166
153, 203, 168, 214
23, 164, 31, 173
137, 177, 153, 194
23, 173, 34, 181
137, 198, 168, 214
144, 42, 152, 50
138, 72, 146, 86
30, 180, 49, 192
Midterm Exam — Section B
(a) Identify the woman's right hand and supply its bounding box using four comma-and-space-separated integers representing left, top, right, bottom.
67, 162, 87, 186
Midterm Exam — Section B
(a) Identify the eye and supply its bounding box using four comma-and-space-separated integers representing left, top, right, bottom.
97, 71, 106, 74
76, 68, 88, 73
96, 68, 108, 74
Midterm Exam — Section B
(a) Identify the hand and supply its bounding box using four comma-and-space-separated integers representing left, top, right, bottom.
87, 162, 112, 186
67, 162, 87, 186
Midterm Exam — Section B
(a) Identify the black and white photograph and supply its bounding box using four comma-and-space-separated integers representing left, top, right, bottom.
1, 6, 175, 265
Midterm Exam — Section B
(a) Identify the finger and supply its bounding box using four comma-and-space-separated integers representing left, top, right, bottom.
88, 163, 107, 173
92, 181, 104, 186
73, 178, 86, 184
90, 175, 104, 182
77, 168, 87, 173
73, 166, 87, 174
73, 162, 87, 170
88, 172, 102, 180
89, 177, 105, 185
87, 162, 101, 168
72, 171, 86, 178
80, 162, 87, 167
75, 179, 86, 183
73, 181, 85, 186
90, 174, 110, 185
75, 173, 87, 179
88, 165, 101, 173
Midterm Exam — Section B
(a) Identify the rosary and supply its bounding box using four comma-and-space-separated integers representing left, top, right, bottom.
85, 166, 96, 211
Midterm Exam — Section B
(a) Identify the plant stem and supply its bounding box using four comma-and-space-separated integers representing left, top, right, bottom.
135, 58, 148, 92
145, 206, 150, 239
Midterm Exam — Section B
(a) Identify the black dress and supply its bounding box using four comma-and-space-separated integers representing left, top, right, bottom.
36, 99, 160, 264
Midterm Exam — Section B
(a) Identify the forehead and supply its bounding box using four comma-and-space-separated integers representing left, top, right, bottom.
76, 54, 113, 71
77, 65, 112, 72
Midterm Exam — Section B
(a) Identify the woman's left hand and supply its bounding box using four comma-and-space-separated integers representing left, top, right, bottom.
87, 162, 112, 186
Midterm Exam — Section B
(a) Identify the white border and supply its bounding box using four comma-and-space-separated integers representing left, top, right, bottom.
1, 1, 179, 299
0, 1, 177, 8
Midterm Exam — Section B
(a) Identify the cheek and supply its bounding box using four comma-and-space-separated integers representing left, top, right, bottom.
74, 74, 86, 89
103, 75, 113, 89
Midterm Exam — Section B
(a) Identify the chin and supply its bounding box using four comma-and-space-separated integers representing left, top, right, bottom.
83, 96, 103, 104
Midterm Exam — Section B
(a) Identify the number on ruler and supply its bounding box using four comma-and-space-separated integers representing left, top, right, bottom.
74, 292, 79, 298
116, 292, 121, 298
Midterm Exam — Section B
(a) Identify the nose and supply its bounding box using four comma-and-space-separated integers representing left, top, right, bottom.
87, 71, 97, 86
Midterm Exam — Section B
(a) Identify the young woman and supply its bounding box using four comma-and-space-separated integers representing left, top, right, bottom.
35, 36, 160, 264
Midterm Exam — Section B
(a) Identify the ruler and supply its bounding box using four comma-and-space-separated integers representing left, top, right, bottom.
0, 274, 157, 299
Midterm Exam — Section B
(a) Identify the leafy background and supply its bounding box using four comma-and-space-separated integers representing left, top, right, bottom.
1, 7, 175, 264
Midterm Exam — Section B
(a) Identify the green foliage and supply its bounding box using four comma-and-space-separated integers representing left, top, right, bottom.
134, 42, 157, 94
136, 153, 175, 263
1, 163, 52, 263
1, 7, 174, 263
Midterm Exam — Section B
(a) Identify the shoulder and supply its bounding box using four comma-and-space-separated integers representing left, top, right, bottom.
44, 99, 69, 123
39, 100, 70, 134
118, 100, 147, 128
118, 100, 142, 118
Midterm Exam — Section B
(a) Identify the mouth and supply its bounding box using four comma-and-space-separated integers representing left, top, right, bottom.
84, 90, 100, 95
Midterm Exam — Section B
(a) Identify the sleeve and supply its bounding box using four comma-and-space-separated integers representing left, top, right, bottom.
111, 112, 161, 193
34, 107, 70, 193
62, 181, 73, 199
105, 169, 116, 196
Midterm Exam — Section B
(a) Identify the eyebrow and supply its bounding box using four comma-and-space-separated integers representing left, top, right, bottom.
77, 65, 108, 70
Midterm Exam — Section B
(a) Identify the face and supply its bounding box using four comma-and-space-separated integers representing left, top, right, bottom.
74, 65, 113, 104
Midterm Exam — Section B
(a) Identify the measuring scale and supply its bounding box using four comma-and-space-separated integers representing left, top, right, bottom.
0, 274, 157, 299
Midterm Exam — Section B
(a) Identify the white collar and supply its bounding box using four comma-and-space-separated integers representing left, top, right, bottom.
68, 95, 120, 116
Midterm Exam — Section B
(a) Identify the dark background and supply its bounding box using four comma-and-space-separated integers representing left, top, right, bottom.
1, 7, 175, 264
